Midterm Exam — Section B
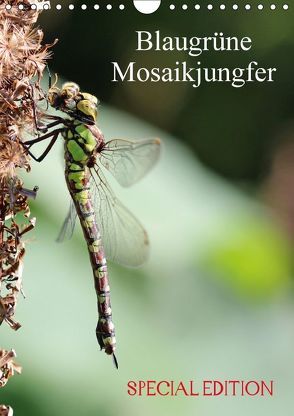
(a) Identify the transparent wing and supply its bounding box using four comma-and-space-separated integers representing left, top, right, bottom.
90, 166, 149, 267
99, 138, 160, 187
56, 201, 77, 242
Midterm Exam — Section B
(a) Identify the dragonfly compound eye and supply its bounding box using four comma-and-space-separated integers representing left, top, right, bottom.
80, 92, 99, 106
77, 99, 98, 121
62, 82, 80, 99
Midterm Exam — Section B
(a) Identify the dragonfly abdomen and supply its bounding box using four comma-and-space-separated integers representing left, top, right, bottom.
64, 125, 117, 363
69, 178, 117, 359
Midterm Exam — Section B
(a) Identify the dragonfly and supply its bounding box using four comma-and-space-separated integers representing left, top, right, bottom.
24, 82, 160, 368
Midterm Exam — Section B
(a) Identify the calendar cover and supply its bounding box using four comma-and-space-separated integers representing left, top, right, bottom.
0, 1, 293, 415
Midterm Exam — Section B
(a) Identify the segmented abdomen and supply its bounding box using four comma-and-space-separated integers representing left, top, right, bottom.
64, 123, 116, 357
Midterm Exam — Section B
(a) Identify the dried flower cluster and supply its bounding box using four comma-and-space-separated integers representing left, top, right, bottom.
0, 405, 13, 416
0, 349, 21, 388
0, 0, 55, 410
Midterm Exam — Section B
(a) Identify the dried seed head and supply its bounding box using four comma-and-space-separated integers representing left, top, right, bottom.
0, 405, 14, 416
0, 137, 29, 178
0, 1, 43, 25
0, 25, 53, 79
0, 350, 21, 388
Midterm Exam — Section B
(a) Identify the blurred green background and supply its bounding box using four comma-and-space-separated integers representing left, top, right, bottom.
2, 1, 294, 415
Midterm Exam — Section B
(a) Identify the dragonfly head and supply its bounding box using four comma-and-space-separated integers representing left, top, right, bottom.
47, 82, 99, 124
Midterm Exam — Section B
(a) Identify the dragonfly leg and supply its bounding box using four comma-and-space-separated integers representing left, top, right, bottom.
112, 353, 118, 369
24, 128, 63, 146
23, 128, 63, 162
36, 118, 65, 133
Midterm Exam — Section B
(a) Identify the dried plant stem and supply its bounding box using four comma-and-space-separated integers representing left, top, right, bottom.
0, 0, 55, 411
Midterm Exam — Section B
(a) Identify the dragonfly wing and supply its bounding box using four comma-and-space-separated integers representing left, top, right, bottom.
56, 200, 77, 242
99, 138, 160, 187
90, 166, 149, 267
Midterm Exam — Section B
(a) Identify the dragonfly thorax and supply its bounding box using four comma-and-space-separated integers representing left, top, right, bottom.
63, 121, 100, 167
